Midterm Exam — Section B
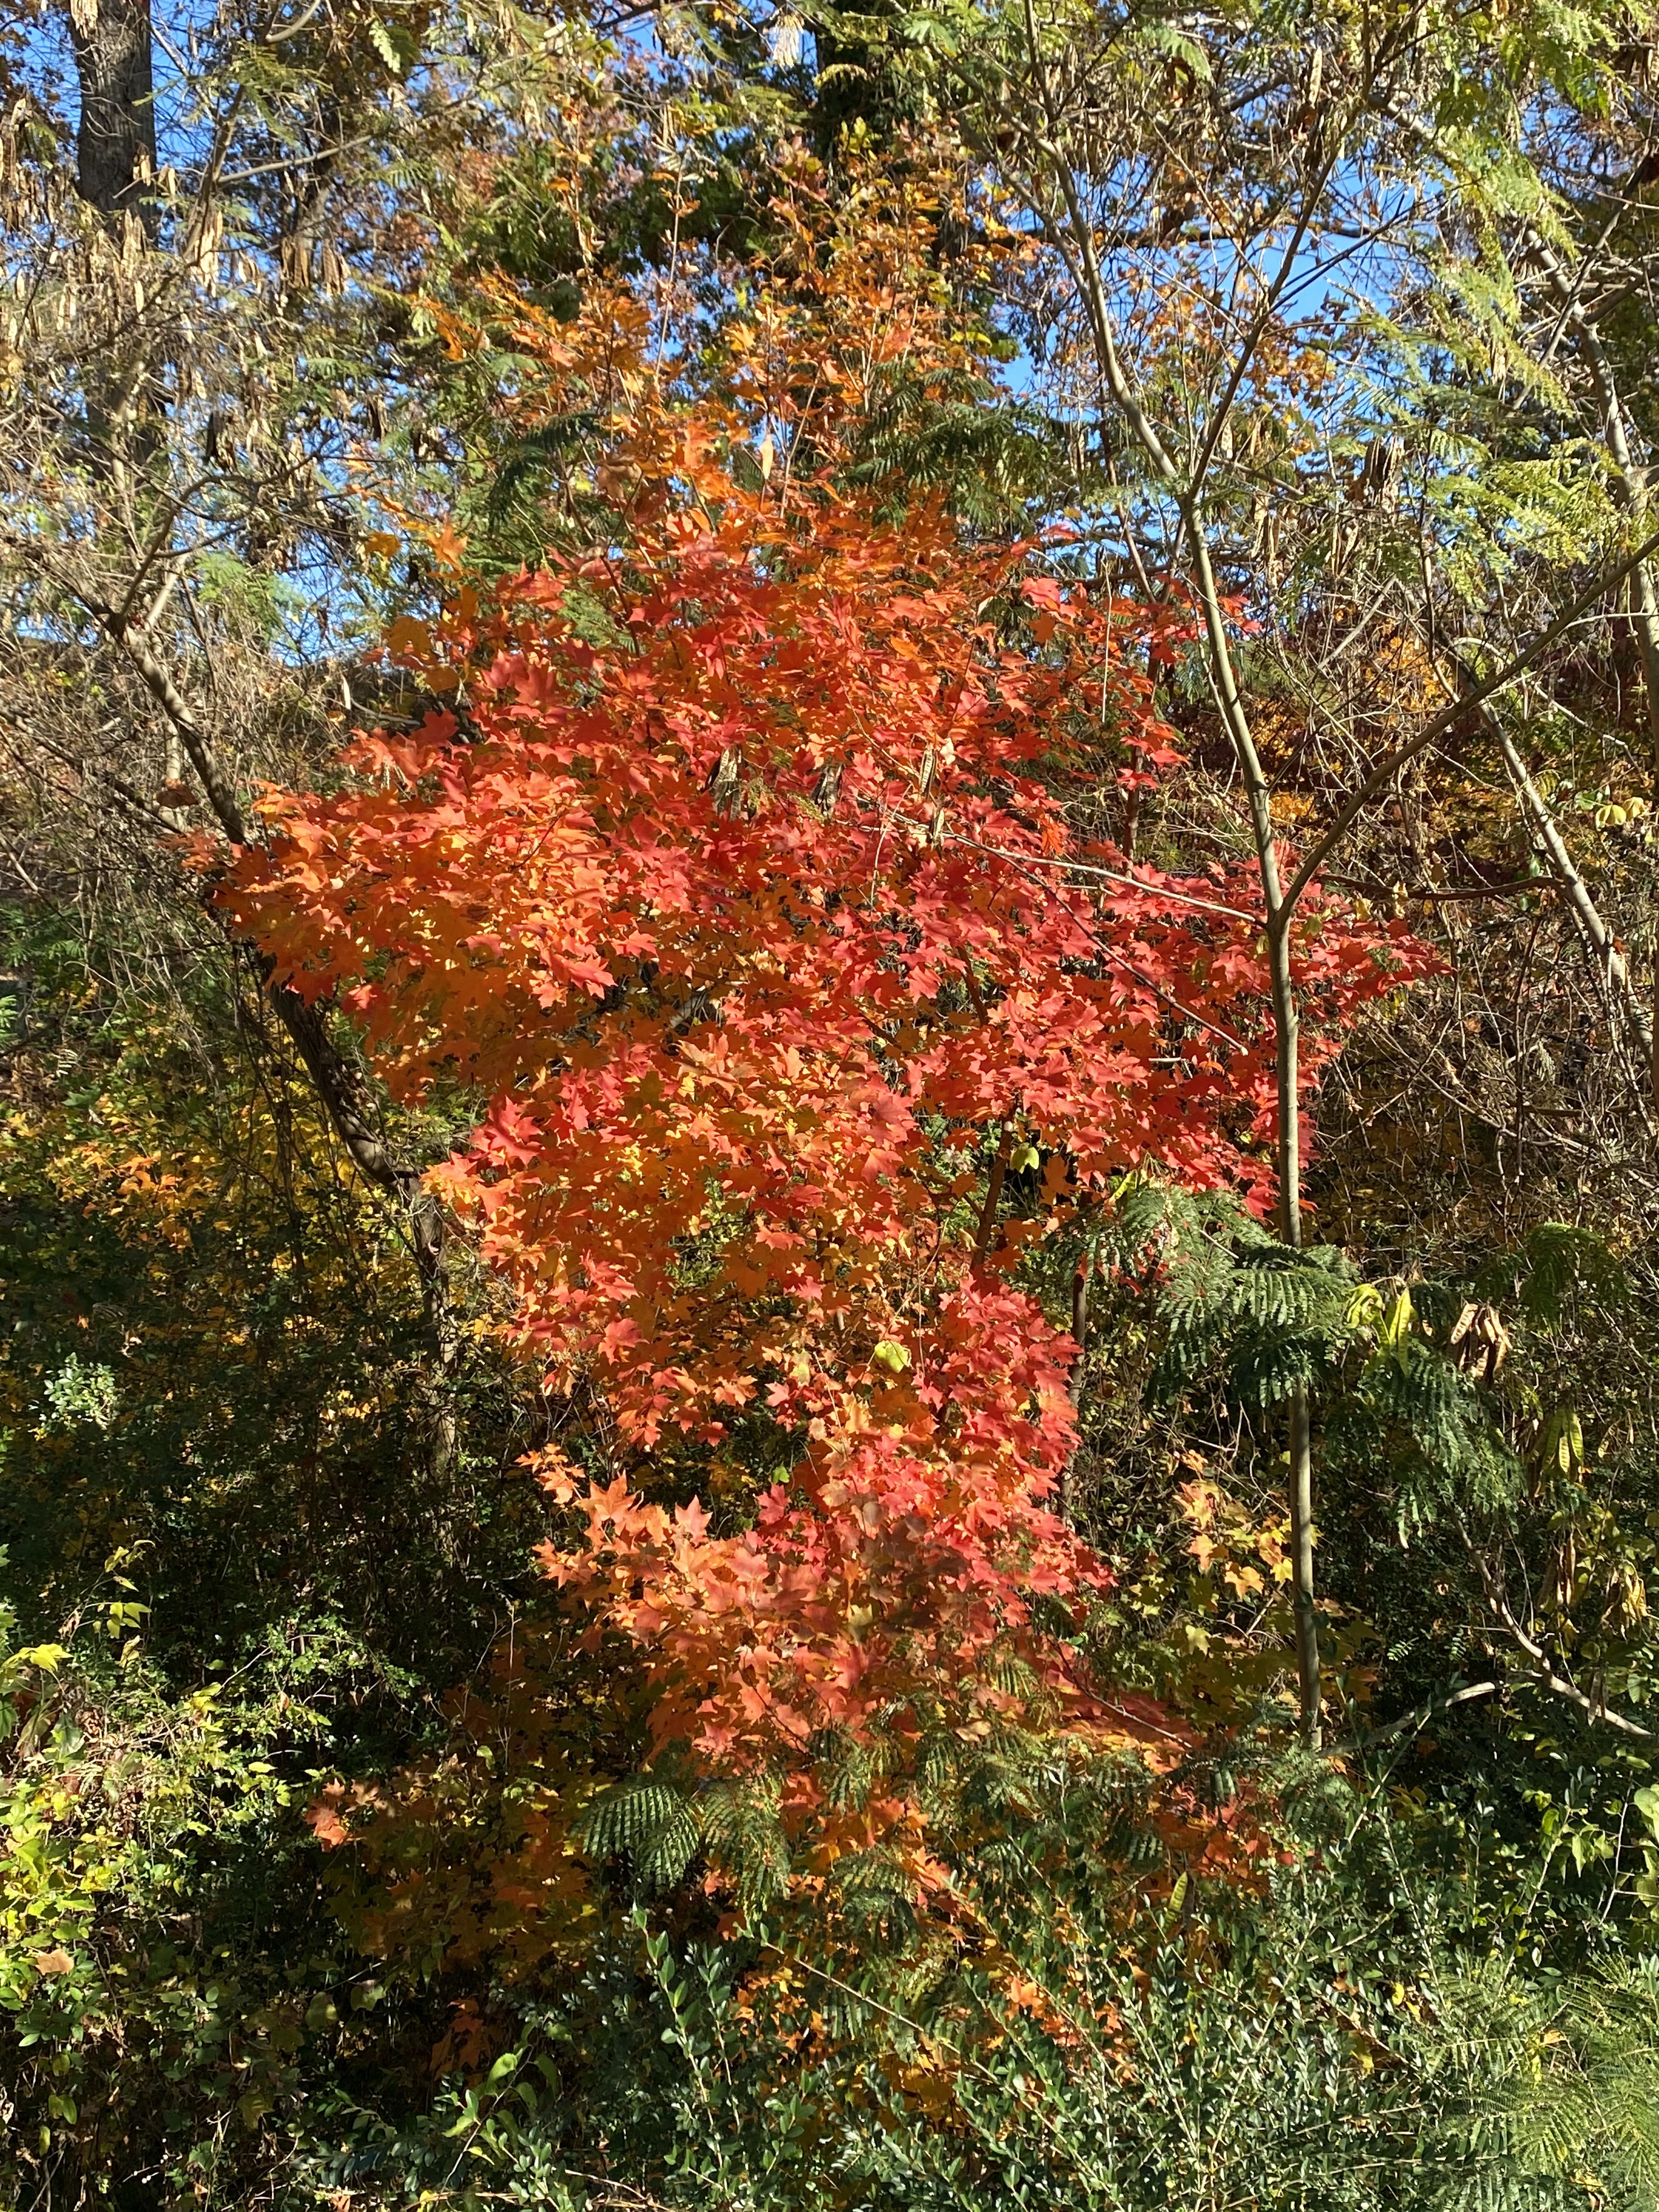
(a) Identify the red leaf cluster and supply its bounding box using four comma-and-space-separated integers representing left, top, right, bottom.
225, 432, 1424, 1773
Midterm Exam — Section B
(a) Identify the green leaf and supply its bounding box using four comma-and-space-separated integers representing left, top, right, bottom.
367, 16, 403, 73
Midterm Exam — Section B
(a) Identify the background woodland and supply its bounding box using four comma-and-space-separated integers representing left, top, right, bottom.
9, 0, 1659, 2201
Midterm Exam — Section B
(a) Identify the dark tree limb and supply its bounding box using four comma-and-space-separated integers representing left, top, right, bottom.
20, 544, 458, 1419
69, 0, 159, 238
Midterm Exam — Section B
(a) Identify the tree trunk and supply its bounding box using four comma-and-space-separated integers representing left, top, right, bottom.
69, 0, 158, 238
1015, 0, 1324, 1745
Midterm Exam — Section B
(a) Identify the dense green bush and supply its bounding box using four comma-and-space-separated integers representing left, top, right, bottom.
287, 1791, 1659, 2211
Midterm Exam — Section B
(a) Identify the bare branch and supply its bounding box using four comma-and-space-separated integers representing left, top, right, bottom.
1279, 527, 1659, 920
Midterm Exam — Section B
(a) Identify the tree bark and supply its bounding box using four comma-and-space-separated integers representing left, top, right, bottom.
68, 0, 158, 238
1060, 1248, 1093, 1523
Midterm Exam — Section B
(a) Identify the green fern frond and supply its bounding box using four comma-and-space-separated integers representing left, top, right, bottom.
578, 1776, 690, 1861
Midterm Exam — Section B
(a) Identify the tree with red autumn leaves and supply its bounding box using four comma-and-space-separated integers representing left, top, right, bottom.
224, 409, 1425, 1792
15, 0, 1659, 2193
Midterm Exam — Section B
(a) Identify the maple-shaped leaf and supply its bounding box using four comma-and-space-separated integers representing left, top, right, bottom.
226, 403, 1422, 1800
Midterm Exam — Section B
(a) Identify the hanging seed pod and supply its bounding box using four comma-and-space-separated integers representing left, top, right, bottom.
191, 202, 224, 285
709, 747, 743, 819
